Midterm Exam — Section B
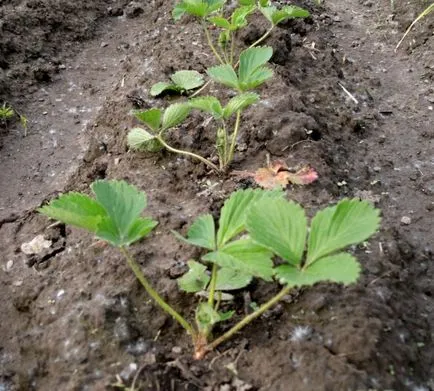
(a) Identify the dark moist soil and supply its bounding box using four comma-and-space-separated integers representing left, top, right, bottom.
1, 0, 433, 390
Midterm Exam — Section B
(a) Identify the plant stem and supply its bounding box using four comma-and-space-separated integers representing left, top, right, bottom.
119, 247, 196, 338
190, 80, 211, 98
249, 25, 274, 49
203, 23, 225, 65
230, 31, 236, 65
208, 263, 218, 308
205, 285, 291, 353
226, 110, 241, 166
156, 135, 220, 173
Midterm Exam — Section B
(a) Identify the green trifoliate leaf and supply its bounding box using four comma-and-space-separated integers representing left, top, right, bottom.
223, 92, 259, 118
207, 64, 239, 89
215, 267, 252, 290
171, 70, 205, 91
203, 238, 274, 281
127, 128, 163, 152
189, 96, 224, 119
133, 108, 162, 131
178, 260, 210, 293
91, 180, 149, 244
38, 193, 107, 233
162, 103, 191, 130
39, 180, 157, 247
275, 253, 361, 287
238, 46, 273, 90
173, 0, 225, 20
217, 188, 284, 247
172, 214, 216, 250
307, 199, 381, 265
247, 198, 307, 265
150, 82, 181, 97
260, 5, 309, 25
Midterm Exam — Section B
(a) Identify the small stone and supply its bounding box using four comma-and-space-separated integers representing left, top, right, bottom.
100, 42, 108, 48
373, 166, 381, 172
21, 235, 52, 255
400, 216, 411, 225
172, 346, 182, 354
57, 289, 65, 298
6, 260, 13, 270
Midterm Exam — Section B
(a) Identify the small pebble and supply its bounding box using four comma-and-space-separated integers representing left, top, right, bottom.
6, 260, 13, 270
172, 346, 182, 354
400, 216, 411, 225
100, 42, 108, 48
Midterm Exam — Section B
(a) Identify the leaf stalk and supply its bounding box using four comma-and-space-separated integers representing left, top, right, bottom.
203, 285, 292, 356
120, 247, 196, 338
156, 135, 220, 173
226, 110, 242, 165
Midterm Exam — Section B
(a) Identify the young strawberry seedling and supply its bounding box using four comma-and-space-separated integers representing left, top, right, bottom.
128, 1, 310, 173
39, 180, 381, 359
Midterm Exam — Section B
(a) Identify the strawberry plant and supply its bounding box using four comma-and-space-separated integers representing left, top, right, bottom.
128, 1, 310, 173
39, 180, 381, 359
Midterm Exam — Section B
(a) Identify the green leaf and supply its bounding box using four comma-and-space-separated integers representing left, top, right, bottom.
174, 0, 225, 19
307, 199, 381, 265
162, 103, 191, 130
208, 16, 232, 29
150, 82, 180, 97
189, 96, 224, 119
217, 188, 284, 247
275, 253, 361, 287
91, 180, 148, 245
258, 6, 275, 23
196, 302, 221, 332
207, 64, 239, 89
172, 214, 216, 250
247, 198, 307, 265
133, 108, 162, 131
178, 260, 210, 293
173, 3, 187, 20
223, 92, 259, 118
125, 218, 158, 246
280, 5, 310, 20
231, 5, 256, 29
203, 239, 274, 281
239, 0, 255, 5
171, 70, 205, 90
215, 267, 252, 290
127, 127, 163, 152
38, 193, 106, 233
238, 46, 273, 85
240, 66, 273, 90
39, 180, 157, 247
218, 310, 235, 321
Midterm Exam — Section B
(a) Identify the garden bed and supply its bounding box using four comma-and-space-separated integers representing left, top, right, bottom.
0, 0, 433, 390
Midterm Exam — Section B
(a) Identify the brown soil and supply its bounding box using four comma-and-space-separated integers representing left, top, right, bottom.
0, 0, 433, 390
